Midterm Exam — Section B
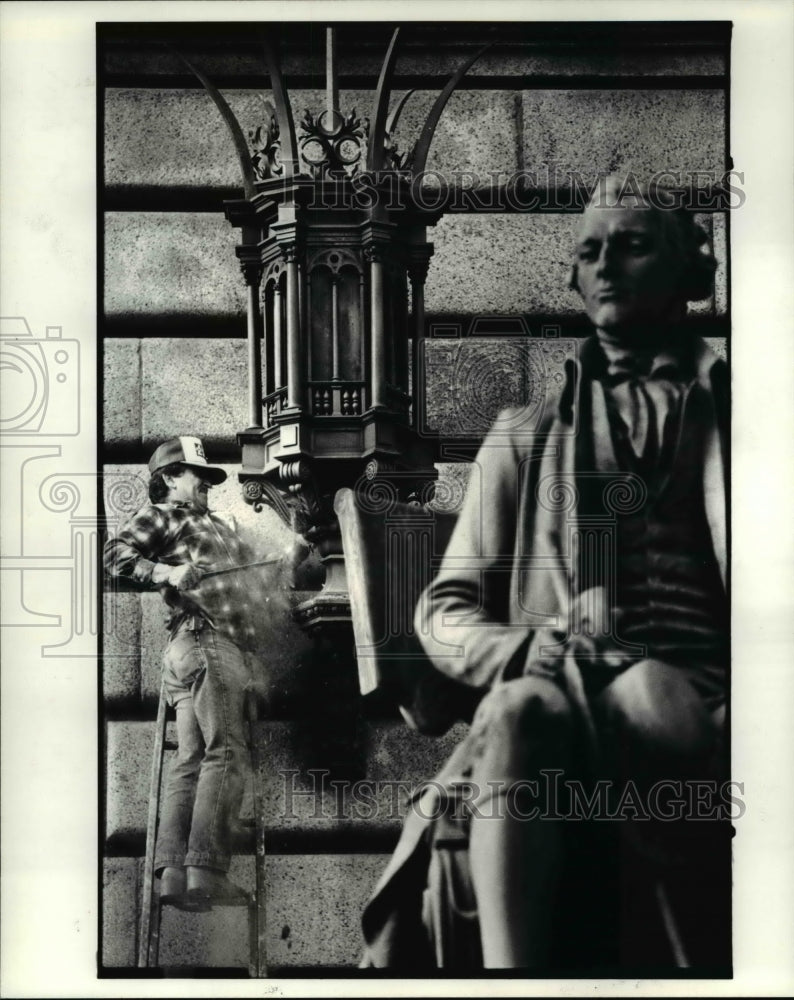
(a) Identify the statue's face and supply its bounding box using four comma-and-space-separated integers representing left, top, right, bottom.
574, 204, 683, 335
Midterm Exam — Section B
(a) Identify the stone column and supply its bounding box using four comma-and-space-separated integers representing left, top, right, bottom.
240, 256, 264, 429
284, 244, 302, 411
331, 274, 340, 382
365, 244, 386, 409
273, 279, 283, 391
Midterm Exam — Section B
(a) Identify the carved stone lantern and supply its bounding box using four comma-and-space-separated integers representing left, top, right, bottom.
177, 28, 487, 628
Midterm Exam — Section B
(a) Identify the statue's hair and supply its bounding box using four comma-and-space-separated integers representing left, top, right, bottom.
148, 463, 186, 504
568, 175, 718, 303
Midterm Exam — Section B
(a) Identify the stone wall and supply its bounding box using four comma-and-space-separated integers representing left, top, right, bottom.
101, 21, 730, 972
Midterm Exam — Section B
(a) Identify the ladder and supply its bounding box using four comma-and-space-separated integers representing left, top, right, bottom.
137, 682, 267, 975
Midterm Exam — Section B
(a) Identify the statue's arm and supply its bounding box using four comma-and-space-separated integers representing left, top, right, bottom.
415, 417, 533, 691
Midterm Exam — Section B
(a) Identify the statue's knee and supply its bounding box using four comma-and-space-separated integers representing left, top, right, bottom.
482, 676, 572, 740
469, 676, 573, 788
598, 659, 714, 762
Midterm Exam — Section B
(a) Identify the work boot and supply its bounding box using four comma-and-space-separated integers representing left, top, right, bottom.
185, 865, 250, 906
159, 866, 211, 912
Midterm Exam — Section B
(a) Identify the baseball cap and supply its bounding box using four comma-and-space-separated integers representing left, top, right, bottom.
148, 436, 227, 484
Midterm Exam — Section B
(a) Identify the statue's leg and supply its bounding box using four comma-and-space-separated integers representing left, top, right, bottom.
593, 658, 728, 966
466, 675, 574, 968
594, 658, 723, 787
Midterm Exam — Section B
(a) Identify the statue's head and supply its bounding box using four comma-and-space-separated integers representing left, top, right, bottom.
569, 175, 717, 341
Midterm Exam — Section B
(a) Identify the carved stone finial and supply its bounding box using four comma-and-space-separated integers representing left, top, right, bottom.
298, 108, 368, 179
249, 101, 284, 181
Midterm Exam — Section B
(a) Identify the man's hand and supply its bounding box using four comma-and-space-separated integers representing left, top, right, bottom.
152, 562, 203, 591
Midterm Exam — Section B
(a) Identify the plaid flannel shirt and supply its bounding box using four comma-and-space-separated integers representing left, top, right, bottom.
104, 501, 271, 648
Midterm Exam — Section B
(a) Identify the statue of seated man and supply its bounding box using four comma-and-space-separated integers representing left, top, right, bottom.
361, 177, 729, 970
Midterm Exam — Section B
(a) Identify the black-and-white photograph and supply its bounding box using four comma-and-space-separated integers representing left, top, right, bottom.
2, 3, 793, 996
98, 18, 736, 977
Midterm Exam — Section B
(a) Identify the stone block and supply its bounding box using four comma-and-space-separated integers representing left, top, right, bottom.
365, 719, 468, 780
393, 89, 519, 178
102, 858, 139, 967
261, 854, 382, 968
102, 590, 141, 703
252, 719, 468, 837
139, 339, 248, 445
103, 339, 141, 447
106, 721, 157, 842
104, 212, 244, 317
426, 213, 581, 315
105, 89, 266, 189
520, 89, 726, 180
420, 335, 577, 436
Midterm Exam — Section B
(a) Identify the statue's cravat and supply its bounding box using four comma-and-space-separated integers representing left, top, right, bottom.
600, 345, 686, 462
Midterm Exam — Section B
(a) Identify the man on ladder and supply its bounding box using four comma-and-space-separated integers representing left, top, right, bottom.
105, 436, 294, 915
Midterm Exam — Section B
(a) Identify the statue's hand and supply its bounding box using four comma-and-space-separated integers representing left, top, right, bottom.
527, 588, 630, 677
566, 587, 630, 672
